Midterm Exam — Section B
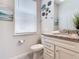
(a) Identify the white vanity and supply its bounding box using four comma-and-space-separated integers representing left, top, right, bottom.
41, 33, 79, 59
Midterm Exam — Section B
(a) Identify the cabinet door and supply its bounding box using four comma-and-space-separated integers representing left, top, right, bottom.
44, 47, 54, 58
55, 46, 79, 59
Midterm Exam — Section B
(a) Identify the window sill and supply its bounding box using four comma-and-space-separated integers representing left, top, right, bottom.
13, 32, 37, 37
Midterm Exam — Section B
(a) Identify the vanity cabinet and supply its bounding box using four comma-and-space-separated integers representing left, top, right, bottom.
41, 35, 79, 59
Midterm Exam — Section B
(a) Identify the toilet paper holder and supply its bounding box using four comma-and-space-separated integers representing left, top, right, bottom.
18, 40, 25, 45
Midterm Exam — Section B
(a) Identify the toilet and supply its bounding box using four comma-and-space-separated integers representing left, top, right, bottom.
30, 44, 43, 59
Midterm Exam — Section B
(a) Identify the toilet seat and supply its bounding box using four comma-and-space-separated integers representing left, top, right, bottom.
31, 44, 43, 52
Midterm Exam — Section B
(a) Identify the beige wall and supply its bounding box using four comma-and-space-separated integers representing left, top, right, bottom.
0, 0, 41, 59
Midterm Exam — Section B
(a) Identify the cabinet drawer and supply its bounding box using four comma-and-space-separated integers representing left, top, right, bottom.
55, 46, 79, 59
42, 41, 54, 51
42, 38, 54, 50
54, 39, 76, 51
54, 38, 75, 46
43, 52, 54, 59
44, 47, 54, 55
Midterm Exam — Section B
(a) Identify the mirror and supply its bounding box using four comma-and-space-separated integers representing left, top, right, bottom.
54, 0, 79, 30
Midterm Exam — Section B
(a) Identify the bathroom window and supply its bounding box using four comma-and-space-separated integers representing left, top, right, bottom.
15, 0, 37, 34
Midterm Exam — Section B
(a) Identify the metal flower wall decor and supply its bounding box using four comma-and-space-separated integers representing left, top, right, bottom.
0, 9, 13, 21
41, 1, 52, 19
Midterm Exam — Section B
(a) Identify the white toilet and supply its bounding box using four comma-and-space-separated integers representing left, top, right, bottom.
30, 44, 43, 59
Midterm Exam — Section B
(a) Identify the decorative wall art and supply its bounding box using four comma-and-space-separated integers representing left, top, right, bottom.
41, 1, 52, 19
41, 4, 46, 11
42, 12, 45, 16
46, 13, 48, 16
46, 8, 49, 12
48, 1, 52, 6
0, 8, 13, 21
45, 17, 47, 19
49, 10, 51, 13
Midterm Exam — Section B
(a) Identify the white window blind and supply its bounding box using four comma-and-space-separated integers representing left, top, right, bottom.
15, 0, 37, 34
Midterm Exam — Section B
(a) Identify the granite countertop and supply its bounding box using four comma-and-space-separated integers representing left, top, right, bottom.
42, 33, 79, 43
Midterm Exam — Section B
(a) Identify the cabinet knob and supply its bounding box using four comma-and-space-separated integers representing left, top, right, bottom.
56, 50, 59, 52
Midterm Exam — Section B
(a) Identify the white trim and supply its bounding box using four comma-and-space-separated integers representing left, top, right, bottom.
13, 32, 38, 36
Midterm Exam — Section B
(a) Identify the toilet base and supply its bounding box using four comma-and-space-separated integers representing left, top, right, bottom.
33, 50, 43, 59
